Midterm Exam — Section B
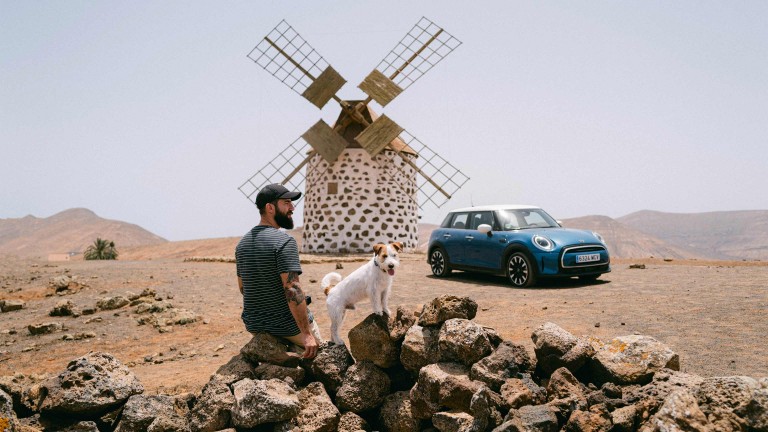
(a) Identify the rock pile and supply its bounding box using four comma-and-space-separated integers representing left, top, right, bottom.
1, 294, 766, 431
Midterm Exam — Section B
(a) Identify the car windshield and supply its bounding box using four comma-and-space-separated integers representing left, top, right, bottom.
496, 209, 559, 230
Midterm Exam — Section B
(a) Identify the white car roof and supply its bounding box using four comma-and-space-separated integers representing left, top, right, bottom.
448, 204, 542, 213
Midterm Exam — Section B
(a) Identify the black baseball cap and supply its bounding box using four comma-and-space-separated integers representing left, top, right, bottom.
255, 184, 302, 209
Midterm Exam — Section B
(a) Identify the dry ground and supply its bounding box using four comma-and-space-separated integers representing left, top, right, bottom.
1, 254, 767, 395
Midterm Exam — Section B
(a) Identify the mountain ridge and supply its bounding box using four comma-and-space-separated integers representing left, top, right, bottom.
2, 208, 766, 260
0, 208, 167, 258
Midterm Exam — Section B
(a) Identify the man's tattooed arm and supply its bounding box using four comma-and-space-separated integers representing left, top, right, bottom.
284, 271, 306, 305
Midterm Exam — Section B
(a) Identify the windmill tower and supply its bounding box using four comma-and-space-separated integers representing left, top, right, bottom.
239, 17, 468, 253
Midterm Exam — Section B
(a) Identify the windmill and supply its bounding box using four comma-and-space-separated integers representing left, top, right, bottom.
239, 17, 469, 253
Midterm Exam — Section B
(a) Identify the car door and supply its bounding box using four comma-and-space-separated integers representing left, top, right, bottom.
443, 212, 469, 264
464, 211, 504, 270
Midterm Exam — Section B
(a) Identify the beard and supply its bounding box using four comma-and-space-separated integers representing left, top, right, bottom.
275, 207, 294, 230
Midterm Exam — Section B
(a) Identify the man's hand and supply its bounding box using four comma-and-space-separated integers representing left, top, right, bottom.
302, 333, 318, 359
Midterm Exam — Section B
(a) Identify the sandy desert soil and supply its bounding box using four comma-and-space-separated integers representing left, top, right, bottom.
1, 254, 766, 396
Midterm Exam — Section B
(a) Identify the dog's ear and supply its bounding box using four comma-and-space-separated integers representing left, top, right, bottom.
373, 243, 386, 256
391, 242, 403, 253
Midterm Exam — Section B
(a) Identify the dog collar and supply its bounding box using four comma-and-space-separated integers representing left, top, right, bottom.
373, 259, 387, 273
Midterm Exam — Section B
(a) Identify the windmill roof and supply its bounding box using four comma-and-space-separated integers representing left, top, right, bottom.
332, 102, 417, 156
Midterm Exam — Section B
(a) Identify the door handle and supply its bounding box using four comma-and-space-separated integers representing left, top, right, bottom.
465, 235, 474, 240
442, 234, 452, 238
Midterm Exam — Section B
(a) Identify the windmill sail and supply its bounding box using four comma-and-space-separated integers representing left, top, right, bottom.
375, 130, 469, 209
247, 20, 346, 109
358, 17, 462, 107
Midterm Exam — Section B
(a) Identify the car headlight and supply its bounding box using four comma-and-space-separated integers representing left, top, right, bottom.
532, 235, 555, 251
592, 231, 605, 243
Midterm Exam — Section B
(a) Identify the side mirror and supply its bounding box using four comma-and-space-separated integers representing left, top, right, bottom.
478, 224, 492, 234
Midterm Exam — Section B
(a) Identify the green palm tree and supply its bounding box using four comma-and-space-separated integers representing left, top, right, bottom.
83, 238, 119, 260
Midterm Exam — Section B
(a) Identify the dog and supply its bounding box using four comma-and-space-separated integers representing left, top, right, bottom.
322, 242, 403, 345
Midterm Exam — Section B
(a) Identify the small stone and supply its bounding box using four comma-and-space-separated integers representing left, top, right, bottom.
595, 322, 601, 328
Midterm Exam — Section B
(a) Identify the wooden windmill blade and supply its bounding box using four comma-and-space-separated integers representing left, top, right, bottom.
247, 20, 347, 109
237, 137, 324, 205
358, 17, 462, 107
374, 129, 469, 209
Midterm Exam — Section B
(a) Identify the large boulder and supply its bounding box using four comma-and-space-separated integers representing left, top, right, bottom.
335, 360, 391, 413
253, 363, 305, 384
275, 382, 339, 432
736, 383, 768, 432
213, 354, 256, 385
337, 411, 369, 432
438, 318, 494, 366
470, 341, 536, 392
0, 389, 19, 432
348, 313, 400, 368
641, 389, 713, 431
187, 376, 235, 432
564, 409, 612, 432
696, 375, 759, 431
499, 375, 547, 410
419, 295, 477, 327
531, 322, 594, 377
114, 394, 188, 432
38, 352, 144, 416
504, 404, 560, 432
611, 405, 639, 432
379, 391, 421, 432
388, 305, 420, 342
310, 343, 354, 393
240, 332, 301, 367
400, 324, 441, 374
622, 368, 705, 425
409, 362, 484, 420
230, 378, 299, 428
546, 367, 586, 403
432, 410, 474, 431
0, 373, 47, 417
589, 335, 679, 385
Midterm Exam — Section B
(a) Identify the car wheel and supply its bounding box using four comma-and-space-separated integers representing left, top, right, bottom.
430, 247, 452, 277
507, 252, 536, 287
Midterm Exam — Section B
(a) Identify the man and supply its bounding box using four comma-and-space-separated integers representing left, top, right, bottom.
236, 183, 321, 359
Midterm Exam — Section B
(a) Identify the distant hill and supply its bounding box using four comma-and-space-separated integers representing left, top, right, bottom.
561, 215, 700, 260
4, 208, 766, 261
618, 210, 768, 260
0, 208, 167, 258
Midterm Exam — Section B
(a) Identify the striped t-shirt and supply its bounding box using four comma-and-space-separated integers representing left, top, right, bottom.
236, 225, 302, 336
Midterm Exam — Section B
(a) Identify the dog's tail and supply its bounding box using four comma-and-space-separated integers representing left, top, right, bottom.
321, 272, 343, 296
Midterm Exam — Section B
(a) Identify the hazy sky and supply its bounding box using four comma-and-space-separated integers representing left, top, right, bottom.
2, 1, 767, 241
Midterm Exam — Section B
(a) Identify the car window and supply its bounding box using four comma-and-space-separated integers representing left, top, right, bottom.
440, 213, 453, 228
497, 209, 558, 230
450, 213, 469, 229
469, 211, 495, 230
521, 211, 551, 227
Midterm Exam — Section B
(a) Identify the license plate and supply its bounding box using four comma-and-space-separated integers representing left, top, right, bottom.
576, 253, 601, 263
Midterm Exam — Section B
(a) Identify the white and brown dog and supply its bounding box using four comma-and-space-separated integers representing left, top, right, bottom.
322, 242, 403, 345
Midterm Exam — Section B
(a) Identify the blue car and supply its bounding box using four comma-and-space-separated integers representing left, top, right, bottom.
427, 205, 610, 287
